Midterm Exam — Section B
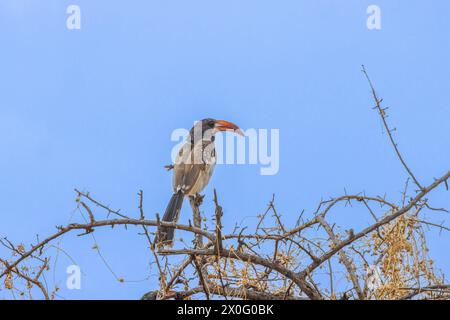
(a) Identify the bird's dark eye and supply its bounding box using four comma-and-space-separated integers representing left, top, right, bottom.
208, 120, 215, 127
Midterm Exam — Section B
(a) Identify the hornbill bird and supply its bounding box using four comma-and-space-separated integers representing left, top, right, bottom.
156, 118, 244, 247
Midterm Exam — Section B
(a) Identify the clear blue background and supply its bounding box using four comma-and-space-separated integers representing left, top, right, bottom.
0, 0, 449, 299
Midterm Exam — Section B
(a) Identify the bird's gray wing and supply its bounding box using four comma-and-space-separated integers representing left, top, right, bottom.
172, 142, 205, 194
173, 163, 204, 194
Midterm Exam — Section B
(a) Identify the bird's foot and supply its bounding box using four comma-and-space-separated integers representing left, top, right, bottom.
193, 193, 205, 206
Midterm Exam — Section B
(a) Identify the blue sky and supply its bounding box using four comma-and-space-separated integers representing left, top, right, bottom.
0, 1, 449, 299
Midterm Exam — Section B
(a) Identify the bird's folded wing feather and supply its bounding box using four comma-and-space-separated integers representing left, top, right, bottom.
173, 142, 206, 194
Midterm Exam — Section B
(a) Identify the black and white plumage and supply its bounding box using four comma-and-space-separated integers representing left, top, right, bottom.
156, 118, 243, 247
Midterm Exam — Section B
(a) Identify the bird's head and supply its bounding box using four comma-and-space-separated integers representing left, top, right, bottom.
189, 118, 244, 144
203, 118, 245, 136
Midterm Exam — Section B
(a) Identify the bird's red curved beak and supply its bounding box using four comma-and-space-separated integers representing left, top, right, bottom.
214, 120, 245, 136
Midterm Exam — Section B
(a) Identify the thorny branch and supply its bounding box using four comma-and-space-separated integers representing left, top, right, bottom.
361, 65, 424, 191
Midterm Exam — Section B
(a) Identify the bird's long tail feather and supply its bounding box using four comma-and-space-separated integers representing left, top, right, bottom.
156, 191, 184, 247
